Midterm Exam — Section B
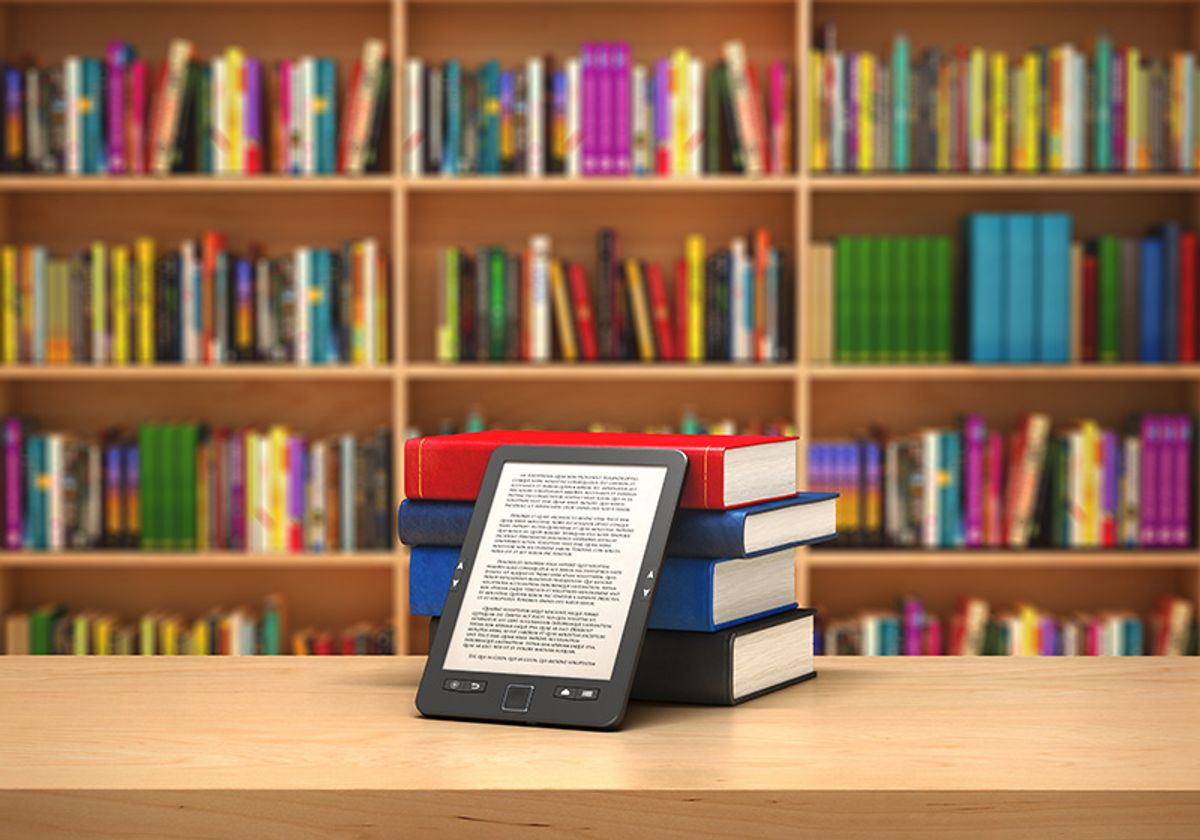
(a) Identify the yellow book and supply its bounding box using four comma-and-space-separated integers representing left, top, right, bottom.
672, 48, 690, 175
90, 241, 106, 364
548, 259, 579, 362
192, 618, 210, 656
94, 616, 113, 656
810, 50, 826, 172
1126, 48, 1139, 172
1019, 605, 1038, 657
685, 234, 705, 362
246, 431, 259, 551
270, 425, 287, 551
73, 614, 90, 656
969, 48, 985, 171
132, 239, 153, 363
139, 614, 157, 655
1138, 62, 1151, 171
226, 47, 244, 174
623, 259, 655, 362
110, 245, 128, 363
1081, 420, 1100, 546
161, 618, 180, 656
989, 53, 1008, 172
1, 245, 16, 363
292, 631, 309, 656
936, 63, 950, 172
858, 52, 873, 173
1023, 52, 1039, 172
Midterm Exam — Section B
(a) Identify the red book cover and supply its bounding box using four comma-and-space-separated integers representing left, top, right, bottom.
673, 258, 687, 361
753, 228, 770, 361
743, 63, 768, 174
201, 232, 224, 363
313, 633, 334, 656
338, 60, 362, 174
1082, 251, 1098, 361
645, 263, 675, 362
404, 430, 798, 509
567, 262, 599, 361
1001, 425, 1027, 543
1180, 231, 1197, 361
341, 634, 356, 656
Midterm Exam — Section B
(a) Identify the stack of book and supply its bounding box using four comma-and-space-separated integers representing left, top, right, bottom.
2, 595, 396, 655
811, 29, 1200, 173
811, 412, 1194, 549
3, 37, 390, 175
437, 228, 790, 363
405, 40, 790, 177
1, 419, 393, 552
402, 429, 837, 705
0, 235, 388, 365
819, 595, 1197, 656
406, 408, 796, 439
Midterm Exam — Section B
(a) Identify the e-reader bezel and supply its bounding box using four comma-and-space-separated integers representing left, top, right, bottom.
416, 444, 687, 730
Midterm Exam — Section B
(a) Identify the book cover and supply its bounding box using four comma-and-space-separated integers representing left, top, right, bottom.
1036, 213, 1071, 363
967, 214, 1004, 362
1005, 215, 1036, 362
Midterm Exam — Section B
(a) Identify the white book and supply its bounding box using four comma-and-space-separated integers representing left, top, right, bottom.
363, 237, 378, 365
404, 58, 424, 176
348, 38, 386, 174
631, 64, 648, 175
289, 62, 303, 175
181, 240, 197, 363
294, 247, 311, 364
1182, 54, 1196, 173
47, 434, 63, 551
1068, 430, 1086, 547
257, 436, 271, 552
339, 435, 355, 550
302, 58, 318, 175
309, 442, 327, 552
64, 57, 81, 175
152, 39, 194, 175
565, 58, 582, 176
25, 68, 41, 170
256, 258, 271, 359
1121, 435, 1140, 547
687, 57, 704, 176
527, 57, 544, 176
722, 40, 763, 175
730, 236, 750, 361
921, 430, 940, 548
211, 58, 227, 174
830, 54, 844, 172
530, 235, 552, 361
1061, 46, 1074, 172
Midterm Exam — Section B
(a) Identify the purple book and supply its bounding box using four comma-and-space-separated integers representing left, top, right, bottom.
596, 41, 613, 175
289, 436, 305, 550
1173, 416, 1192, 547
903, 598, 923, 656
1102, 431, 1119, 547
1039, 616, 1057, 656
1112, 53, 1125, 172
847, 53, 859, 172
4, 418, 22, 550
1139, 415, 1158, 547
654, 60, 671, 174
612, 43, 631, 176
1159, 417, 1175, 548
123, 445, 138, 545
105, 445, 121, 543
107, 41, 127, 174
230, 434, 246, 550
245, 59, 262, 172
963, 414, 985, 547
582, 43, 598, 176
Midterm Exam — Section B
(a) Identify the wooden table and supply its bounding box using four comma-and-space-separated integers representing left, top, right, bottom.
1, 657, 1197, 839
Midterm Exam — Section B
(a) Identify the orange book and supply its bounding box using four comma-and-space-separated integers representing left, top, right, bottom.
753, 228, 770, 361
623, 259, 655, 362
567, 263, 598, 361
326, 441, 340, 550
1048, 49, 1062, 171
338, 61, 362, 173
200, 232, 224, 363
645, 263, 675, 362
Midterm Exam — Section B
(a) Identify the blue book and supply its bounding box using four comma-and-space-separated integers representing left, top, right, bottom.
317, 59, 337, 174
480, 60, 501, 174
24, 435, 40, 549
891, 35, 910, 171
1140, 236, 1165, 362
1161, 222, 1180, 361
84, 58, 104, 174
1122, 618, 1143, 656
939, 431, 962, 548
1005, 214, 1036, 363
409, 545, 798, 633
442, 60, 461, 175
1036, 213, 1071, 363
398, 492, 839, 558
967, 214, 1004, 362
880, 616, 901, 656
312, 249, 333, 362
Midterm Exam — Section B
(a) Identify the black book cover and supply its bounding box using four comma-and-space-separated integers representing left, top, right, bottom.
173, 61, 200, 173
715, 62, 742, 173
474, 248, 490, 361
365, 59, 392, 173
777, 248, 794, 361
504, 254, 520, 360
162, 255, 182, 361
596, 229, 614, 360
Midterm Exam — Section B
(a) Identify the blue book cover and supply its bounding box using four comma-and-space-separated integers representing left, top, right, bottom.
1140, 236, 1164, 362
967, 214, 1004, 362
398, 492, 839, 558
939, 431, 962, 548
409, 545, 797, 632
1036, 213, 1071, 363
84, 58, 104, 174
1005, 214, 1036, 363
309, 249, 330, 363
23, 435, 39, 549
1123, 618, 1143, 656
442, 60, 461, 175
481, 60, 501, 174
880, 616, 900, 656
891, 35, 910, 171
317, 58, 337, 174
1161, 222, 1180, 361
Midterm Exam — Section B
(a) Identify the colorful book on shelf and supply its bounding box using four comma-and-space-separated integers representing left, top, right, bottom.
405, 430, 798, 510
399, 491, 837, 557
410, 544, 799, 633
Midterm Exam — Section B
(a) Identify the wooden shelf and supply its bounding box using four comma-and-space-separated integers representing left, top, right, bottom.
0, 552, 398, 569
809, 365, 1200, 381
808, 551, 1200, 570
403, 363, 799, 380
809, 175, 1200, 192
402, 176, 799, 192
0, 365, 396, 381
0, 176, 394, 192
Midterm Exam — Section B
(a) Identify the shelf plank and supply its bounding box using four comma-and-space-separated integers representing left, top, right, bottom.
0, 552, 398, 569
0, 365, 395, 381
810, 175, 1200, 192
403, 363, 799, 380
809, 365, 1200, 381
808, 551, 1200, 569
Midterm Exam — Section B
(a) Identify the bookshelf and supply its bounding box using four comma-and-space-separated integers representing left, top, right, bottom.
1, 0, 1200, 657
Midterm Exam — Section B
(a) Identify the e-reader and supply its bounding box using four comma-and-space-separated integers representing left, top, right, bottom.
416, 444, 687, 730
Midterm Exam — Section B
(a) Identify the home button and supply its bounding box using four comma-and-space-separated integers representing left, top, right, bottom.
501, 684, 534, 713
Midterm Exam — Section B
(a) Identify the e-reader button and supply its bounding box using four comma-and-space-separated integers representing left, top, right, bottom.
443, 679, 463, 692
502, 684, 534, 713
578, 687, 599, 701
462, 680, 486, 693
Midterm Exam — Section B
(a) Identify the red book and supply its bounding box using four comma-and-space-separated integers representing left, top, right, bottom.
645, 263, 675, 362
567, 263, 599, 361
201, 232, 224, 363
1082, 251, 1098, 361
341, 634, 356, 656
1180, 231, 1197, 361
405, 430, 798, 509
673, 258, 687, 362
337, 60, 362, 174
313, 633, 335, 656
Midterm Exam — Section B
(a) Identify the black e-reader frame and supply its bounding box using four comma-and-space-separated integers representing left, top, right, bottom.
416, 444, 687, 730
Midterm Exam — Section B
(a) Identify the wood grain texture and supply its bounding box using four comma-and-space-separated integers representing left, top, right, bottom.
0, 657, 1197, 839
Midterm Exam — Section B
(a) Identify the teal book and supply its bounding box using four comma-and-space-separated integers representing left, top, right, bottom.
443, 60, 461, 175
834, 237, 854, 361
26, 435, 46, 550
480, 60, 501, 174
967, 214, 1004, 362
932, 236, 953, 361
1097, 235, 1121, 362
1004, 216, 1036, 363
317, 58, 337, 174
891, 35, 910, 171
1093, 37, 1112, 172
1036, 214, 1071, 363
939, 430, 962, 547
488, 248, 506, 360
895, 237, 913, 361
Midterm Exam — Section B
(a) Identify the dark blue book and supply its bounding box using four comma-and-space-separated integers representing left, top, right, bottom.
1161, 222, 1181, 361
1140, 236, 1165, 362
398, 492, 837, 558
409, 545, 799, 632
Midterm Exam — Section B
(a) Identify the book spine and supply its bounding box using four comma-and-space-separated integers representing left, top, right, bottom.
245, 59, 262, 174
632, 64, 648, 176
152, 39, 193, 175
686, 235, 705, 361
107, 42, 126, 174
581, 45, 597, 175
613, 45, 631, 176
964, 415, 985, 547
687, 56, 703, 176
527, 57, 544, 176
654, 60, 671, 175
4, 419, 20, 549
565, 58, 582, 176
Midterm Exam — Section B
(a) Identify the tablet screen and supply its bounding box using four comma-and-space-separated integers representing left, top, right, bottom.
442, 459, 669, 681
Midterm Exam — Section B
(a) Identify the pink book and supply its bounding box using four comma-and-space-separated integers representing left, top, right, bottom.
5, 418, 22, 550
1140, 415, 1159, 547
1086, 621, 1100, 656
128, 59, 147, 174
1112, 51, 1126, 172
581, 44, 598, 176
107, 42, 127, 174
924, 616, 942, 655
963, 414, 985, 547
230, 433, 246, 550
1158, 417, 1175, 548
984, 432, 1004, 547
902, 597, 922, 656
612, 43, 631, 176
596, 41, 613, 174
769, 60, 785, 175
279, 59, 293, 174
1173, 416, 1192, 547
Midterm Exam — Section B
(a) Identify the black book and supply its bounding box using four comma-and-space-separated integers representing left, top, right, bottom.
173, 61, 201, 173
474, 248, 490, 361
504, 254, 520, 360
776, 248, 794, 361
365, 60, 392, 173
596, 229, 615, 360
705, 251, 728, 361
425, 65, 441, 174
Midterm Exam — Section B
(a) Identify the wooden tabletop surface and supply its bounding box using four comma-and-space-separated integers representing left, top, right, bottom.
2, 656, 1198, 794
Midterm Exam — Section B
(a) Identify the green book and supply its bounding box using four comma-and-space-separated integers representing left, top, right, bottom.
180, 423, 197, 550
443, 248, 459, 362
878, 237, 895, 362
138, 423, 156, 550
30, 604, 62, 655
913, 237, 932, 362
488, 248, 506, 360
161, 424, 178, 550
195, 64, 212, 173
834, 237, 854, 362
896, 237, 913, 361
1097, 235, 1121, 362
853, 237, 871, 362
932, 236, 953, 361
